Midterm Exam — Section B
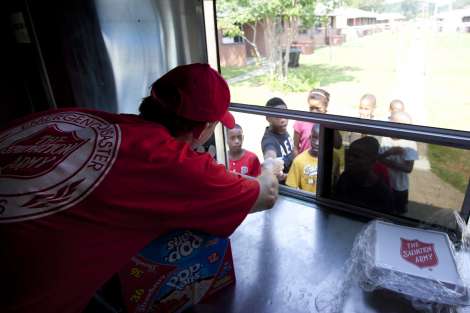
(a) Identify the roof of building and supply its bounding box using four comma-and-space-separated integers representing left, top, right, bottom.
376, 12, 406, 21
329, 7, 377, 18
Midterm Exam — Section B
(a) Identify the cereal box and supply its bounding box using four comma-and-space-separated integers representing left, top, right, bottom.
119, 230, 235, 313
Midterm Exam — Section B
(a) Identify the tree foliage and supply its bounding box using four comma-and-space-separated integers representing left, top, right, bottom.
217, 0, 317, 80
400, 0, 420, 18
453, 0, 470, 10
346, 0, 385, 12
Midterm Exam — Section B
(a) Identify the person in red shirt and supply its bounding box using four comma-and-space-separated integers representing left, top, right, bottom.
228, 124, 261, 177
0, 63, 279, 313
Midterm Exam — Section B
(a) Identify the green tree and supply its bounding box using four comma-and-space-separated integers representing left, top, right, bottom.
217, 0, 317, 81
347, 0, 385, 11
217, 0, 266, 63
453, 0, 470, 9
401, 0, 420, 18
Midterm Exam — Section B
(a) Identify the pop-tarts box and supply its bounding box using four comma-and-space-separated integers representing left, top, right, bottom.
119, 230, 235, 313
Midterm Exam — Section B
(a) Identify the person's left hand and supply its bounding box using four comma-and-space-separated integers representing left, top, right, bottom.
380, 147, 404, 158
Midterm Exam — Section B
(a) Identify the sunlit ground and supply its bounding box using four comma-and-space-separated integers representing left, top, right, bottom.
228, 24, 470, 131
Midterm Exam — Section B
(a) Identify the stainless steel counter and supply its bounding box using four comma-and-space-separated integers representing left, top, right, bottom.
187, 196, 424, 313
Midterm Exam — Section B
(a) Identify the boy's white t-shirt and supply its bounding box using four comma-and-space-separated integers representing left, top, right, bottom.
380, 137, 419, 191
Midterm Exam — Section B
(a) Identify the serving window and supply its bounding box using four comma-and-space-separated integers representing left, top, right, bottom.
203, 0, 470, 230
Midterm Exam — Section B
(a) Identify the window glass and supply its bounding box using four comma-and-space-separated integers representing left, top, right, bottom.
332, 131, 470, 228
216, 1, 470, 132
226, 111, 470, 228
228, 111, 320, 195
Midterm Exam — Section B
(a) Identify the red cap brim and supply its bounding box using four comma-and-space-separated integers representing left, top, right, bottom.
220, 111, 235, 129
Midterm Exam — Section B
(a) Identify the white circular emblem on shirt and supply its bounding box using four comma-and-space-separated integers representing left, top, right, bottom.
0, 111, 121, 223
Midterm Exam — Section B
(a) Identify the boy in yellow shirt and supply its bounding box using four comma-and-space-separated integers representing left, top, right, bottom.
286, 125, 320, 193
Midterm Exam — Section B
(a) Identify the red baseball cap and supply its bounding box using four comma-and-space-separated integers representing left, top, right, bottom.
150, 63, 235, 128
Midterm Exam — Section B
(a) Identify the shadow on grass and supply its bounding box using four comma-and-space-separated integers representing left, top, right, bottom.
428, 144, 470, 193
292, 64, 360, 87
406, 200, 462, 236
235, 64, 361, 92
220, 65, 261, 80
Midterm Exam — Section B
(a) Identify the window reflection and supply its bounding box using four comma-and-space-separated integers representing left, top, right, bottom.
226, 110, 470, 228
334, 131, 470, 226
336, 136, 395, 213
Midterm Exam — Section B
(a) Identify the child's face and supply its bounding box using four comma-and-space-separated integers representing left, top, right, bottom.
267, 104, 288, 134
359, 100, 375, 119
310, 127, 320, 153
308, 99, 327, 113
227, 128, 243, 153
389, 102, 404, 117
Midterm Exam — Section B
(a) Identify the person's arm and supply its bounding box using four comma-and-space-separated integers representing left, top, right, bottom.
250, 154, 262, 177
262, 155, 286, 181
263, 149, 278, 160
262, 136, 287, 181
263, 147, 287, 181
380, 157, 414, 173
379, 147, 414, 173
379, 146, 404, 158
250, 168, 279, 213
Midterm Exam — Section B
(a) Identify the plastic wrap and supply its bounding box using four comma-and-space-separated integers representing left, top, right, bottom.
315, 213, 470, 313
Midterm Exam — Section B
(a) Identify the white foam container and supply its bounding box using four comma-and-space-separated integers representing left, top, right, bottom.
369, 221, 468, 304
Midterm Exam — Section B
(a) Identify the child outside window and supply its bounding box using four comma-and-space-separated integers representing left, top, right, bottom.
286, 124, 320, 193
261, 97, 295, 182
293, 88, 341, 155
379, 111, 419, 214
228, 124, 261, 177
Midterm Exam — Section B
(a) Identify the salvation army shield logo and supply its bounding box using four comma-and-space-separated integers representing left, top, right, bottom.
0, 111, 121, 223
400, 238, 439, 268
0, 125, 88, 178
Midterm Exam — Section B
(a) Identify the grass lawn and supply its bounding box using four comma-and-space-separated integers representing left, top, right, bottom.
226, 30, 405, 116
220, 64, 261, 80
428, 145, 470, 193
424, 32, 470, 132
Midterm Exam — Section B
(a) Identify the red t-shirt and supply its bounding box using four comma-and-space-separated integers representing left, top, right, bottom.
229, 150, 261, 177
0, 109, 259, 313
373, 162, 390, 187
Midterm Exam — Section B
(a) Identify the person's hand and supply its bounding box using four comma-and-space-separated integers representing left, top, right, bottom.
250, 164, 279, 213
262, 158, 285, 181
384, 147, 404, 156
